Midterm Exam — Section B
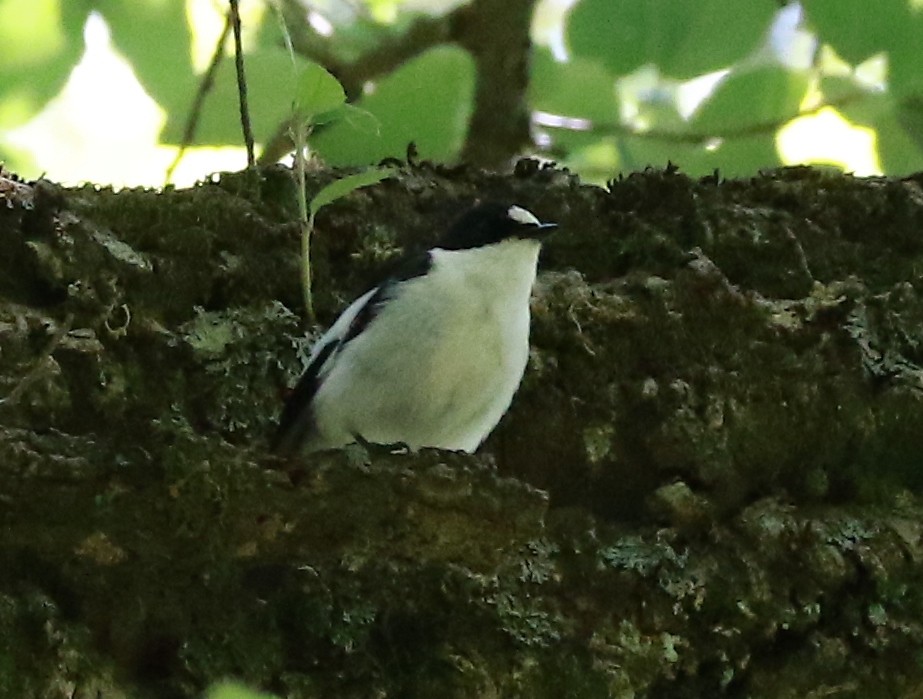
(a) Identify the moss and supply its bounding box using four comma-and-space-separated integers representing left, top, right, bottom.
3, 163, 923, 696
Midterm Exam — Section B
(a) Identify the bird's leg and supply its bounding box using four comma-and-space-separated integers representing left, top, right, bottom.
351, 433, 412, 455
352, 432, 375, 450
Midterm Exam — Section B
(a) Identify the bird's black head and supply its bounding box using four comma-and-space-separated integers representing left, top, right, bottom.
436, 201, 557, 251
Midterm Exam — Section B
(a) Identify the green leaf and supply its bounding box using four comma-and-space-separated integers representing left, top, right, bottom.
796, 1, 923, 98
692, 134, 782, 177
529, 48, 619, 122
528, 49, 618, 164
160, 50, 334, 146
299, 165, 396, 316
802, 0, 911, 65
310, 105, 348, 127
309, 167, 397, 220
819, 75, 869, 105
839, 93, 923, 175
567, 0, 777, 79
293, 63, 345, 121
690, 65, 810, 135
616, 136, 700, 175
887, 15, 923, 99
616, 132, 781, 179
896, 97, 923, 157
320, 103, 381, 133
311, 45, 475, 165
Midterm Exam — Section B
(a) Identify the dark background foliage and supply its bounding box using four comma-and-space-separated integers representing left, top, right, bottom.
3, 0, 923, 184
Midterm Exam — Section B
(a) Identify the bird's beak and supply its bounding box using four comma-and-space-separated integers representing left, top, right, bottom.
525, 221, 558, 239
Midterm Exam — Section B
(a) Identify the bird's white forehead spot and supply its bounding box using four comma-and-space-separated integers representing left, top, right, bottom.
507, 205, 540, 226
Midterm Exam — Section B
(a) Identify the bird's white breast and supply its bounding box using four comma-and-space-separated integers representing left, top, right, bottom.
310, 238, 541, 452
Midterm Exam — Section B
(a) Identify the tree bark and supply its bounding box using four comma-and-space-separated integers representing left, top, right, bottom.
1, 163, 923, 698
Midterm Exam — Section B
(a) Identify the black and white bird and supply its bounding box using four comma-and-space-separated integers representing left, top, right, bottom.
272, 201, 557, 455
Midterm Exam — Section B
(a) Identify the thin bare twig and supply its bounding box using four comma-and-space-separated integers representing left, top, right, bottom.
229, 0, 255, 168
538, 91, 868, 146
166, 12, 233, 183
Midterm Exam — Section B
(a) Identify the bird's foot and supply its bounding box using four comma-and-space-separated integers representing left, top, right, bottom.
350, 434, 414, 458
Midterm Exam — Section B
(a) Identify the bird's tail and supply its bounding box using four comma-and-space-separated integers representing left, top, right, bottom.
270, 395, 317, 456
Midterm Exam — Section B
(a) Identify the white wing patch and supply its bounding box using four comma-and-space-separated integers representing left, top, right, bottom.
507, 205, 541, 226
307, 288, 378, 373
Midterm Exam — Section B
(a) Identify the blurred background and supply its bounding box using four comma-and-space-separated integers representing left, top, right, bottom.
2, 0, 922, 187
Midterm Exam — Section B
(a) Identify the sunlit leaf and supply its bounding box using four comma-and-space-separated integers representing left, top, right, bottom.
0, 0, 66, 66
98, 0, 197, 116
840, 92, 923, 175
0, 0, 87, 128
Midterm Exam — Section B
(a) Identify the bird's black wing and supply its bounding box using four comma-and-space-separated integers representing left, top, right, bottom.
341, 249, 433, 344
271, 289, 379, 455
270, 249, 433, 455
271, 338, 338, 455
